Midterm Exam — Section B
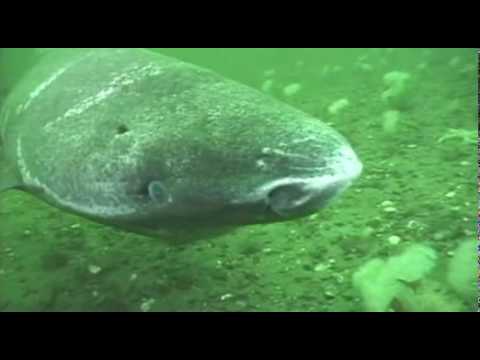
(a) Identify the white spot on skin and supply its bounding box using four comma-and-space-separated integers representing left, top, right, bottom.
20, 67, 69, 113
291, 136, 317, 145
16, 136, 137, 217
63, 86, 116, 119
44, 63, 165, 133
261, 147, 311, 162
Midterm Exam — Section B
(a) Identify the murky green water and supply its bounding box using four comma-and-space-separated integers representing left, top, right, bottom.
0, 48, 477, 312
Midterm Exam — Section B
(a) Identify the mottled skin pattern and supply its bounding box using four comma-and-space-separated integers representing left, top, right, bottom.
0, 49, 358, 240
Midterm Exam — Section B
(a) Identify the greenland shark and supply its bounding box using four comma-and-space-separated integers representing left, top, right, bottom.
0, 48, 362, 241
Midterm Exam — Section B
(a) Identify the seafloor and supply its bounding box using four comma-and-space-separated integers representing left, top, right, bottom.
0, 48, 477, 311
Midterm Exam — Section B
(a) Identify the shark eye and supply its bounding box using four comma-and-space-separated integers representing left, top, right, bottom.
148, 181, 170, 204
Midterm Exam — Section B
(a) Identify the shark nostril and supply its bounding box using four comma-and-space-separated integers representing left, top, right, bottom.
267, 184, 311, 216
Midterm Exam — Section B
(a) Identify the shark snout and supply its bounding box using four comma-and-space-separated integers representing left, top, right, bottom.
265, 146, 363, 218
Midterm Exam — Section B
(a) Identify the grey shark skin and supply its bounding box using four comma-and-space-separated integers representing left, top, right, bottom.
0, 48, 362, 241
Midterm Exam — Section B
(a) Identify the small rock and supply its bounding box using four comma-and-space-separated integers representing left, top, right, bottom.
140, 298, 155, 312
321, 65, 331, 76
324, 291, 335, 299
308, 213, 319, 220
235, 300, 247, 308
383, 207, 397, 213
382, 110, 401, 134
261, 79, 274, 93
263, 69, 276, 77
407, 220, 419, 229
70, 224, 81, 229
445, 191, 456, 198
422, 49, 432, 57
357, 54, 368, 62
328, 98, 350, 115
220, 293, 233, 301
381, 200, 394, 207
387, 235, 401, 245
459, 63, 476, 74
283, 83, 302, 97
360, 227, 374, 239
314, 263, 328, 272
416, 62, 428, 71
448, 56, 460, 67
88, 265, 102, 275
357, 63, 373, 72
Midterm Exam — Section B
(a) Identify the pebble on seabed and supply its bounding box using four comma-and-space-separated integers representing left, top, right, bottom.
261, 79, 274, 93
88, 265, 102, 274
140, 298, 156, 312
328, 98, 350, 115
381, 200, 394, 207
387, 235, 401, 245
324, 291, 335, 299
263, 69, 276, 77
314, 263, 328, 272
220, 293, 234, 301
445, 191, 456, 198
282, 83, 302, 97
